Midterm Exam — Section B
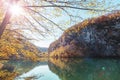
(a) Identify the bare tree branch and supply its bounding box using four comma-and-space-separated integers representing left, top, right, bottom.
25, 5, 110, 12
6, 29, 35, 40
24, 16, 46, 38
44, 1, 73, 26
26, 8, 64, 30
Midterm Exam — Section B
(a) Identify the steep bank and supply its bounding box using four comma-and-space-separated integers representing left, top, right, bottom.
48, 11, 120, 58
0, 30, 40, 60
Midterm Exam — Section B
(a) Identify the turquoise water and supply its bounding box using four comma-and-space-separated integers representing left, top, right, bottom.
5, 58, 120, 80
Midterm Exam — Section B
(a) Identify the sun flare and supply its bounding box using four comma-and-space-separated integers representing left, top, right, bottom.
10, 4, 24, 16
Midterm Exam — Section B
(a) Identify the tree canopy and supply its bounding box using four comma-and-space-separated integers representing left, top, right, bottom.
0, 0, 120, 42
0, 29, 40, 60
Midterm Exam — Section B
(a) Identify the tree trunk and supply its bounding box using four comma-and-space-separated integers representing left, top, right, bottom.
0, 0, 19, 38
0, 9, 11, 38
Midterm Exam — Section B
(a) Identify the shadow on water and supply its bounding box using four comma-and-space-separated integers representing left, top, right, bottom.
48, 58, 120, 80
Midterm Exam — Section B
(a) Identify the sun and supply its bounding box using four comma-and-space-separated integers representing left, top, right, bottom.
10, 4, 24, 17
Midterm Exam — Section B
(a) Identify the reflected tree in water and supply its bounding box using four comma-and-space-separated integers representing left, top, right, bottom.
48, 58, 120, 80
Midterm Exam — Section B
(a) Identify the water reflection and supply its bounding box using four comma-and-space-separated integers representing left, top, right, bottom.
48, 58, 120, 80
13, 60, 60, 80
16, 65, 60, 80
7, 59, 120, 80
5, 60, 47, 74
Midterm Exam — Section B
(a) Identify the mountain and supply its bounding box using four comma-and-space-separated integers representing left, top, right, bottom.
48, 11, 120, 58
37, 47, 48, 52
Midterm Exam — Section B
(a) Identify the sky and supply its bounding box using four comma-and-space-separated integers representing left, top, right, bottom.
9, 0, 120, 48
17, 65, 60, 80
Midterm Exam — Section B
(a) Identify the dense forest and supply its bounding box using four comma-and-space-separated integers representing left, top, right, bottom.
0, 0, 120, 80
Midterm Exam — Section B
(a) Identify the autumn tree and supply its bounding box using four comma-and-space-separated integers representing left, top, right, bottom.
0, 29, 40, 60
0, 0, 119, 40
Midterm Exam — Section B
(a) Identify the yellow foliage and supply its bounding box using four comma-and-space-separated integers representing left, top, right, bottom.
0, 70, 18, 80
0, 30, 40, 61
65, 11, 120, 35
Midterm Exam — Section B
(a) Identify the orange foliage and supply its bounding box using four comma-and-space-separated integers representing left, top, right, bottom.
0, 30, 40, 61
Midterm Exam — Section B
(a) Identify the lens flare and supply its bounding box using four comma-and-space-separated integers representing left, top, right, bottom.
10, 4, 24, 16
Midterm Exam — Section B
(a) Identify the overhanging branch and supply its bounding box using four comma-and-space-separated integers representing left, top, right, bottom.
27, 8, 64, 31
25, 5, 110, 12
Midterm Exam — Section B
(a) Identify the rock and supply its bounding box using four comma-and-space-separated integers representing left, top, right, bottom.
1, 64, 14, 72
0, 63, 4, 69
0, 63, 14, 72
48, 11, 120, 58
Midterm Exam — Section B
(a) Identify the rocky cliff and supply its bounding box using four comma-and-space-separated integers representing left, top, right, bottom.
48, 11, 120, 58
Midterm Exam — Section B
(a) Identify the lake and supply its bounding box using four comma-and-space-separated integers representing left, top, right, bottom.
4, 58, 120, 80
